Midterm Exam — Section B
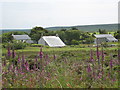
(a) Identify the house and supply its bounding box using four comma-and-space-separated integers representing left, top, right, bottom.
38, 35, 66, 47
94, 34, 118, 44
12, 34, 33, 43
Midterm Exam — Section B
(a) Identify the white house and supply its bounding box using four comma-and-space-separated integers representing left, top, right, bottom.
12, 34, 33, 43
38, 35, 66, 47
94, 34, 118, 44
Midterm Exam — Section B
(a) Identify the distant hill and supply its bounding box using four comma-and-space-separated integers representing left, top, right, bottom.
0, 29, 31, 34
0, 24, 118, 34
45, 24, 118, 32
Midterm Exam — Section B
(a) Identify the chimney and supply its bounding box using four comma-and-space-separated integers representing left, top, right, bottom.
41, 33, 43, 37
56, 34, 59, 37
12, 34, 14, 36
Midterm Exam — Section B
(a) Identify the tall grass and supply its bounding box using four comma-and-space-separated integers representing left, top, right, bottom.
2, 45, 119, 88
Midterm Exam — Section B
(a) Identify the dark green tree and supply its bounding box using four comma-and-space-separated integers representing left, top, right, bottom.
71, 27, 78, 30
29, 26, 49, 43
114, 31, 120, 39
98, 29, 107, 34
60, 29, 67, 32
65, 30, 81, 44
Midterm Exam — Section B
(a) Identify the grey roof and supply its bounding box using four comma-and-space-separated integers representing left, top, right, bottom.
94, 34, 118, 41
12, 34, 31, 40
94, 34, 113, 38
41, 36, 66, 47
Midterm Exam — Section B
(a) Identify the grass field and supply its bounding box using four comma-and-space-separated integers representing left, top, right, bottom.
2, 45, 119, 88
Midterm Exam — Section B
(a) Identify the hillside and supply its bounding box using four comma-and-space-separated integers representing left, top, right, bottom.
0, 23, 118, 34
45, 24, 118, 32
0, 29, 31, 34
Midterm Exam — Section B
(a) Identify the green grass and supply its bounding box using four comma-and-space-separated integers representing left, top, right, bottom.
2, 44, 119, 88
2, 45, 118, 54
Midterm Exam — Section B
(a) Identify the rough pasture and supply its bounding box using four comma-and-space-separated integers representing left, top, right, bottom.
2, 46, 119, 88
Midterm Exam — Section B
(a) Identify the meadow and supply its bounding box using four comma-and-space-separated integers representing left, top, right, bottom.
2, 44, 119, 88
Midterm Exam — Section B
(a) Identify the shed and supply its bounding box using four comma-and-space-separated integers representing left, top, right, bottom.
12, 34, 33, 43
94, 34, 118, 44
38, 36, 66, 47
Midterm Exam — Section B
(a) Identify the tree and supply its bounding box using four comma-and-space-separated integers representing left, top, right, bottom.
29, 26, 49, 43
71, 27, 78, 30
98, 29, 107, 34
2, 31, 26, 43
65, 30, 81, 45
114, 31, 120, 39
60, 29, 67, 32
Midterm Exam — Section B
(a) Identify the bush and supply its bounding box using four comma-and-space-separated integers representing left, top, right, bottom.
69, 45, 85, 48
71, 40, 79, 45
3, 40, 27, 50
31, 44, 44, 47
13, 41, 27, 50
101, 42, 109, 48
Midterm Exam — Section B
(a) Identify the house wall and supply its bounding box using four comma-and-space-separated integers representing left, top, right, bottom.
15, 39, 33, 44
38, 38, 48, 45
95, 38, 107, 44
26, 40, 34, 43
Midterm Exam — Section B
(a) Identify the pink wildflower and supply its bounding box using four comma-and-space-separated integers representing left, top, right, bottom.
39, 47, 43, 59
7, 47, 11, 57
87, 64, 92, 72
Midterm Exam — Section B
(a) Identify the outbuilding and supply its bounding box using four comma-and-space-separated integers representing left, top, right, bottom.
94, 34, 118, 44
38, 35, 66, 47
12, 34, 33, 43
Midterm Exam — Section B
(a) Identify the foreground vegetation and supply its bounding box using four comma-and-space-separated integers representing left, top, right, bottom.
2, 45, 119, 88
1, 26, 120, 88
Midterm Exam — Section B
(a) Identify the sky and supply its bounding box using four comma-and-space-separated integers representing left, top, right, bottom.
0, 0, 119, 29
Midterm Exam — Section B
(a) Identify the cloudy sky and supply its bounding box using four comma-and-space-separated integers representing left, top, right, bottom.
0, 0, 119, 29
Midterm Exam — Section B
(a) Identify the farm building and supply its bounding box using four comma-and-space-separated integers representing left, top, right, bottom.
94, 34, 118, 44
12, 34, 33, 43
38, 35, 66, 47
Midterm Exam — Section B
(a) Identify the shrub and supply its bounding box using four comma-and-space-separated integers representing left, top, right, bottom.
70, 45, 85, 48
31, 44, 44, 47
4, 40, 27, 50
71, 40, 79, 45
13, 41, 27, 50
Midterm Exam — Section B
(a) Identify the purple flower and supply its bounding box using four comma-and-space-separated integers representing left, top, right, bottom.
90, 49, 94, 62
101, 48, 104, 61
45, 54, 48, 59
110, 60, 113, 69
12, 49, 16, 58
22, 54, 25, 64
96, 45, 100, 65
87, 64, 92, 72
8, 64, 14, 72
25, 61, 29, 71
97, 74, 102, 79
21, 54, 25, 70
35, 57, 38, 63
92, 72, 96, 79
39, 47, 43, 59
54, 54, 56, 60
3, 60, 6, 66
17, 55, 21, 64
33, 64, 36, 70
7, 47, 11, 57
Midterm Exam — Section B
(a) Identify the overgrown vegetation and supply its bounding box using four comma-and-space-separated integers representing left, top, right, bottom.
3, 40, 28, 50
2, 45, 119, 88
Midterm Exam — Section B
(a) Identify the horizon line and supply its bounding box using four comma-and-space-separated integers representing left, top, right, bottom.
0, 23, 118, 30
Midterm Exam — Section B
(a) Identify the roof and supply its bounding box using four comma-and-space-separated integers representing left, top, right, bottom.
94, 34, 118, 41
12, 34, 31, 40
41, 36, 66, 47
94, 34, 113, 38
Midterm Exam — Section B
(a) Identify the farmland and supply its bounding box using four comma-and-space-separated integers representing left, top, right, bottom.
2, 45, 119, 88
1, 26, 120, 88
